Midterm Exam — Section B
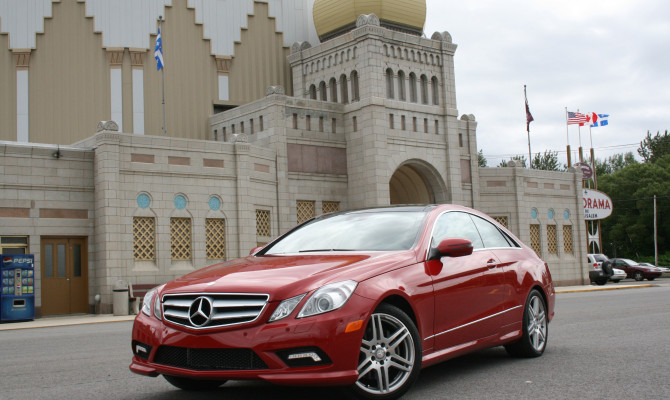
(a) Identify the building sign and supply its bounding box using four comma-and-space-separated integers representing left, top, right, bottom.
583, 189, 613, 220
573, 162, 593, 180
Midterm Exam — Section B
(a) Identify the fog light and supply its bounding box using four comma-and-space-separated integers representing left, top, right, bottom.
132, 340, 152, 360
288, 352, 322, 362
276, 347, 331, 367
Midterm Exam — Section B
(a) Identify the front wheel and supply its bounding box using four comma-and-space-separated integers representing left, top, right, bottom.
163, 375, 226, 391
348, 303, 422, 400
634, 271, 644, 281
647, 277, 655, 281
505, 289, 548, 358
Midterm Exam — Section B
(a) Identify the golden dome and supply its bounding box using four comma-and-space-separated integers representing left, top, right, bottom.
313, 0, 426, 41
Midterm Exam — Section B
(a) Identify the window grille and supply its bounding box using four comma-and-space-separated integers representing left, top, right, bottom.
530, 224, 541, 255
563, 225, 574, 254
170, 218, 192, 260
206, 218, 226, 259
322, 201, 340, 214
493, 216, 509, 229
256, 210, 270, 237
297, 201, 315, 224
133, 217, 155, 260
547, 225, 558, 254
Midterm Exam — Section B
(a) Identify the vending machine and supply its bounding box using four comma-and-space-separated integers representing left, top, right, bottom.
1, 254, 35, 322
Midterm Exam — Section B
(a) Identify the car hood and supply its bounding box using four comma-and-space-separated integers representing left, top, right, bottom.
161, 252, 415, 301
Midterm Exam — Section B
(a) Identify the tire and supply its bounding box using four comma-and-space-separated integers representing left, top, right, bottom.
348, 303, 422, 400
163, 375, 226, 391
595, 278, 607, 286
505, 289, 548, 358
611, 280, 620, 283
647, 277, 655, 281
634, 271, 644, 281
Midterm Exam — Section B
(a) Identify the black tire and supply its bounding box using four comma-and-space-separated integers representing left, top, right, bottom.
647, 277, 655, 281
595, 278, 607, 286
505, 289, 548, 358
611, 280, 620, 283
163, 375, 226, 391
634, 271, 644, 281
348, 303, 422, 400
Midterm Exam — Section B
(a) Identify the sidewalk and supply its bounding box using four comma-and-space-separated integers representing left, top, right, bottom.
0, 282, 660, 331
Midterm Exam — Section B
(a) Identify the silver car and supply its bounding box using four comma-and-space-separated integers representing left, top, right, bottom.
610, 267, 627, 283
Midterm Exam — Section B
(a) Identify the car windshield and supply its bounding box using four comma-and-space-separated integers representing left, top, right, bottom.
592, 254, 608, 262
620, 258, 637, 265
262, 211, 427, 254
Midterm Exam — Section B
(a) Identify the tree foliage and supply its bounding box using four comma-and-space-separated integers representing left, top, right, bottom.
598, 154, 670, 259
497, 155, 527, 168
638, 130, 670, 163
531, 150, 563, 171
477, 149, 487, 167
594, 152, 638, 177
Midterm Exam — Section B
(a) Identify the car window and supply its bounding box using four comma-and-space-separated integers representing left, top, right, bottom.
431, 211, 484, 250
593, 254, 608, 262
470, 215, 515, 248
263, 211, 427, 254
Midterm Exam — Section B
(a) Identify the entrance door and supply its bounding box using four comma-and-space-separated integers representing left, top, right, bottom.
40, 237, 88, 315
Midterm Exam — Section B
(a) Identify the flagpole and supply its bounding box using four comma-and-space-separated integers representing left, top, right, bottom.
524, 85, 532, 168
159, 16, 166, 137
565, 107, 571, 167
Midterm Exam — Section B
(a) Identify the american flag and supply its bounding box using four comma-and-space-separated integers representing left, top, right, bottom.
567, 111, 588, 125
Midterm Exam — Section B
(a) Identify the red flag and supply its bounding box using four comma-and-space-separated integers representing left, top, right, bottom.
525, 88, 534, 131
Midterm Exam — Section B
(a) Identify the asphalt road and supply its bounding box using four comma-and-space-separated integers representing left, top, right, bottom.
2, 286, 669, 400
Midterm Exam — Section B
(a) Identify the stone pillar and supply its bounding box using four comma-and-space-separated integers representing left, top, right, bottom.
106, 48, 125, 132
216, 56, 233, 102
130, 49, 146, 134
13, 49, 31, 142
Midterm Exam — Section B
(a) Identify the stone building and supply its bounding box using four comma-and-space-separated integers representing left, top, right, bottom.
0, 0, 587, 316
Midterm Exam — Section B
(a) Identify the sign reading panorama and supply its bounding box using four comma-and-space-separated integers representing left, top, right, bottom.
583, 189, 613, 220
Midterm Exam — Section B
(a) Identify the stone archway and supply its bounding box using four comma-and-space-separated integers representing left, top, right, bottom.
389, 160, 447, 205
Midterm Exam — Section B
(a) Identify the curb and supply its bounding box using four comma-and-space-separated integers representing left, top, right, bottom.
555, 284, 654, 294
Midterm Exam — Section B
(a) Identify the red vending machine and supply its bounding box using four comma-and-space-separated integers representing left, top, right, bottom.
1, 254, 35, 322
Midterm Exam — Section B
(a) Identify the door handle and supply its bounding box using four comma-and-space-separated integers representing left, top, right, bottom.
486, 259, 497, 268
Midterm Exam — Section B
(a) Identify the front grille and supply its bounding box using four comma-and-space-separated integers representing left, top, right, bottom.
162, 293, 269, 329
153, 346, 268, 370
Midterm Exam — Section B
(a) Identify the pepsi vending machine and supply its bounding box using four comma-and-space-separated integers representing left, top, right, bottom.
1, 254, 35, 321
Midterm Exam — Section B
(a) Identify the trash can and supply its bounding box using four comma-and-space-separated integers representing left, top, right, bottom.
112, 280, 129, 316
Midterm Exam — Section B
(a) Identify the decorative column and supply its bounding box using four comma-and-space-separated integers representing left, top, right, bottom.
215, 56, 232, 101
106, 48, 124, 132
130, 49, 146, 134
13, 49, 31, 142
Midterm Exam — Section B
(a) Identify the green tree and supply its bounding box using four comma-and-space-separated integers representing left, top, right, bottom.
477, 149, 487, 167
598, 154, 670, 258
594, 152, 637, 176
638, 130, 670, 163
531, 150, 562, 171
498, 155, 527, 168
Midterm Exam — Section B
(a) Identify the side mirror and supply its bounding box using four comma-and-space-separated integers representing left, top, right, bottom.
249, 246, 264, 256
429, 238, 473, 260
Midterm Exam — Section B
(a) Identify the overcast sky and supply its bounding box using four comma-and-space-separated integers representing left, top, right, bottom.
423, 0, 670, 167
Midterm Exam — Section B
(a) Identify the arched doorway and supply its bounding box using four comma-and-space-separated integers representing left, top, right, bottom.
389, 161, 447, 205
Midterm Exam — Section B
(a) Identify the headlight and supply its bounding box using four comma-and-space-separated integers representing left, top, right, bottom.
268, 293, 306, 322
141, 288, 162, 320
297, 280, 357, 318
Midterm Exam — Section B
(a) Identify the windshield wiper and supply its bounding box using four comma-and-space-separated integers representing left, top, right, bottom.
298, 249, 355, 253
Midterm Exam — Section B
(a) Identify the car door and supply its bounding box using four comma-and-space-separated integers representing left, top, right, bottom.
427, 211, 505, 351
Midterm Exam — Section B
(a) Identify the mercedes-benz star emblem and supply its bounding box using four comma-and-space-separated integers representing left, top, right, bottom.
188, 296, 213, 327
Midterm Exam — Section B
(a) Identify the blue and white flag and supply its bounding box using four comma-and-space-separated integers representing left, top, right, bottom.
590, 113, 609, 127
154, 27, 164, 70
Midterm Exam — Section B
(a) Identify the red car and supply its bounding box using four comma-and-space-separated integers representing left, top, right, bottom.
130, 205, 555, 399
610, 258, 663, 281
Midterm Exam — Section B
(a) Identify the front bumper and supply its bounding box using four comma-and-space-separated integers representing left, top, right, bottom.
129, 293, 374, 386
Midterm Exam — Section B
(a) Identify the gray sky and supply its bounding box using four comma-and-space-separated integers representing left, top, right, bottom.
424, 0, 670, 167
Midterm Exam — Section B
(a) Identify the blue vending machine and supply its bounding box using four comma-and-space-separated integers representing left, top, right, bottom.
1, 254, 35, 322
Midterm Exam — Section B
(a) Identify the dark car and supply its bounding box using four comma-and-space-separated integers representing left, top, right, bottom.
610, 258, 662, 281
130, 204, 555, 400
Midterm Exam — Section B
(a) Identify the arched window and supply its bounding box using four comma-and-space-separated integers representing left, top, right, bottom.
340, 74, 348, 103
420, 75, 428, 104
409, 72, 417, 103
319, 81, 327, 101
385, 68, 394, 99
397, 70, 406, 101
431, 76, 439, 105
350, 71, 360, 101
309, 84, 317, 100
329, 78, 338, 102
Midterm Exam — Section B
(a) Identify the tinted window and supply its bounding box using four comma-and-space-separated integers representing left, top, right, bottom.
471, 215, 513, 248
263, 211, 427, 254
431, 212, 484, 250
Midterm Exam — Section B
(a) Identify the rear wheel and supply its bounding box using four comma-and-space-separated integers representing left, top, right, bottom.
611, 280, 620, 283
349, 303, 421, 400
634, 271, 644, 281
505, 289, 548, 358
647, 277, 655, 281
163, 375, 226, 391
595, 278, 607, 286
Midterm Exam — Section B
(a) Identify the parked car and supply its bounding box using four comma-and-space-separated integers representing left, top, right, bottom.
130, 205, 555, 399
588, 253, 610, 285
610, 258, 662, 281
610, 267, 627, 283
639, 262, 670, 274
